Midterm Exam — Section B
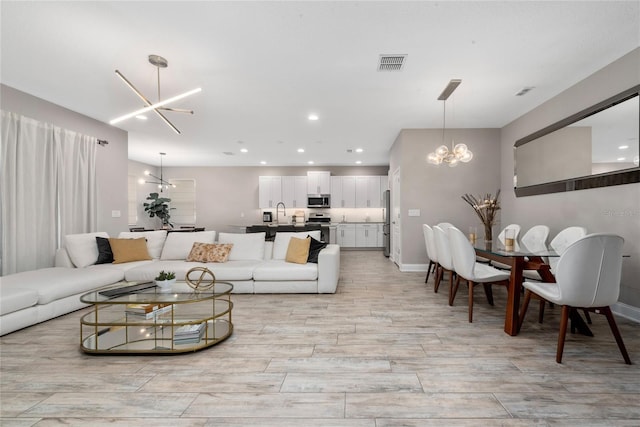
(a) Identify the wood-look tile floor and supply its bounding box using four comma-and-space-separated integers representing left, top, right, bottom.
1, 251, 639, 426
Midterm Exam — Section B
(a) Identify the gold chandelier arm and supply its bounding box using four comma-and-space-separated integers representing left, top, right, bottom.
113, 70, 181, 134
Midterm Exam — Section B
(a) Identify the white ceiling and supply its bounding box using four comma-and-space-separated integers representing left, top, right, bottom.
1, 1, 638, 167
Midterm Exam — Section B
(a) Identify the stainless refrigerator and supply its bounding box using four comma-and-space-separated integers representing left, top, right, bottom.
383, 190, 390, 257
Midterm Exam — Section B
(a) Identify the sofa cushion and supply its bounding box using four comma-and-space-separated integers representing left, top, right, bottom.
64, 232, 109, 268
2, 267, 124, 305
160, 231, 216, 260
253, 260, 318, 281
272, 231, 321, 260
124, 260, 259, 282
285, 237, 311, 264
109, 238, 152, 264
0, 285, 39, 316
186, 243, 233, 263
218, 232, 265, 261
118, 230, 167, 259
95, 237, 114, 264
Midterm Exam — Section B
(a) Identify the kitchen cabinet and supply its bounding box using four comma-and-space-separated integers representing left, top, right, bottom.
355, 176, 382, 208
282, 176, 307, 209
330, 176, 356, 208
258, 176, 282, 208
355, 224, 380, 247
307, 171, 331, 194
336, 224, 356, 247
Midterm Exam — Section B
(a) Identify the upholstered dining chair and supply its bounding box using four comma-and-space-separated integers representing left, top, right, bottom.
437, 222, 455, 229
422, 224, 439, 287
520, 233, 631, 364
490, 224, 522, 269
448, 226, 511, 322
432, 225, 456, 297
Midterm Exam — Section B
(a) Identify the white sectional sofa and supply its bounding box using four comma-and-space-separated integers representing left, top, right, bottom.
0, 229, 340, 336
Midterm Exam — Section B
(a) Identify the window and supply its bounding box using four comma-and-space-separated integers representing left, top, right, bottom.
169, 179, 196, 225
127, 174, 138, 225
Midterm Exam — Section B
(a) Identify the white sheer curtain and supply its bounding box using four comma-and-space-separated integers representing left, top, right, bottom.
1, 111, 97, 275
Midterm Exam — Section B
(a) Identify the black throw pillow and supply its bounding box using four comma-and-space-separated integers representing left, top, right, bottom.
307, 236, 327, 263
95, 236, 114, 264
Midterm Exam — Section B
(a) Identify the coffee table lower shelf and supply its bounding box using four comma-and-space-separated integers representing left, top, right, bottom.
81, 318, 233, 354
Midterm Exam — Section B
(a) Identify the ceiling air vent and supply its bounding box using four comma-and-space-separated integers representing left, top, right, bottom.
378, 54, 407, 72
516, 86, 535, 96
223, 151, 235, 156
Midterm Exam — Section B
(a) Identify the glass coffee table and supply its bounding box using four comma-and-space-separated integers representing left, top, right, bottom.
79, 281, 233, 354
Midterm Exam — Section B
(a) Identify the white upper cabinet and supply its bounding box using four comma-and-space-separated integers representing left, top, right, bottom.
355, 176, 382, 208
258, 176, 282, 208
307, 171, 331, 194
331, 176, 356, 208
282, 176, 308, 209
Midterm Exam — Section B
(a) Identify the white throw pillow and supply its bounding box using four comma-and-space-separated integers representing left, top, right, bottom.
218, 232, 266, 261
118, 230, 167, 259
160, 231, 216, 260
272, 231, 321, 260
64, 232, 109, 268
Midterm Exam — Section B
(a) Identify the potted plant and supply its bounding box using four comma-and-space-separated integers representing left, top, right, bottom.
154, 270, 176, 292
143, 192, 173, 229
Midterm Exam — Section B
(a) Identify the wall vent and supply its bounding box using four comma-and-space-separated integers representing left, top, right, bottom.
378, 54, 407, 72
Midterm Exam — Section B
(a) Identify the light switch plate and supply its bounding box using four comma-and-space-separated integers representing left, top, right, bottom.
111, 210, 121, 218
408, 209, 421, 217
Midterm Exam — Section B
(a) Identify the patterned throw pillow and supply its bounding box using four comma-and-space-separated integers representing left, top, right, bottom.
186, 243, 234, 263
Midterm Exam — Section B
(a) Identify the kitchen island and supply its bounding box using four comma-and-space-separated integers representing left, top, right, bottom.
246, 223, 330, 242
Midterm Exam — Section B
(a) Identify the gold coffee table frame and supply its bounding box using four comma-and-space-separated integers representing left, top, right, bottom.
79, 281, 233, 354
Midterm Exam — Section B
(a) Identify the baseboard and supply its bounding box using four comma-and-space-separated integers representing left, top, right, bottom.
612, 302, 640, 324
399, 263, 429, 272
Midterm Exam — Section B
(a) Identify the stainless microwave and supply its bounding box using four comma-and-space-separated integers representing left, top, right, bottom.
307, 194, 330, 208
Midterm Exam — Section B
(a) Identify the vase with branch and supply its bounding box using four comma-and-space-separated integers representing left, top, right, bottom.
461, 190, 501, 243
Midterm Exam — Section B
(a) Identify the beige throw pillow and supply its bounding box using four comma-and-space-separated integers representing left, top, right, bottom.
108, 238, 152, 264
285, 237, 311, 264
186, 243, 234, 263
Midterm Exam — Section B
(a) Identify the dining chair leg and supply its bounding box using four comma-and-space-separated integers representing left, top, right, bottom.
434, 266, 442, 293
482, 284, 494, 306
601, 306, 632, 365
538, 300, 546, 324
519, 289, 532, 330
468, 281, 475, 323
556, 305, 571, 363
425, 260, 434, 284
449, 275, 460, 306
583, 310, 592, 324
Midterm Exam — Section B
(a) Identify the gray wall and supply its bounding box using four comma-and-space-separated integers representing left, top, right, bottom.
1, 84, 129, 237
129, 164, 389, 233
390, 128, 502, 267
501, 48, 640, 308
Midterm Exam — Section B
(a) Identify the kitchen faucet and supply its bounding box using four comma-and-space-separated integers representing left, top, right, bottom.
275, 202, 286, 224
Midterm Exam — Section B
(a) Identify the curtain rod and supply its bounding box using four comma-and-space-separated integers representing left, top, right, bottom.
97, 139, 108, 146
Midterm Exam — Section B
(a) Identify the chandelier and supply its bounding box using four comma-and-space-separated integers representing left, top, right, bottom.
427, 79, 473, 167
110, 55, 201, 134
139, 152, 175, 192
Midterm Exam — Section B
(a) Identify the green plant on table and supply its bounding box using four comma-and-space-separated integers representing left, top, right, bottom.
155, 270, 176, 281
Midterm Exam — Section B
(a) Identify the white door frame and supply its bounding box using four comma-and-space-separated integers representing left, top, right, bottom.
391, 167, 401, 266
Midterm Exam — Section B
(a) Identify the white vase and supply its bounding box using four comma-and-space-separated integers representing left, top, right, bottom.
155, 278, 176, 292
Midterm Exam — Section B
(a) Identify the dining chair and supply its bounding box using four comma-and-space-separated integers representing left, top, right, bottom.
490, 224, 522, 269
520, 233, 631, 364
437, 222, 455, 229
422, 224, 439, 287
433, 225, 456, 298
448, 226, 511, 322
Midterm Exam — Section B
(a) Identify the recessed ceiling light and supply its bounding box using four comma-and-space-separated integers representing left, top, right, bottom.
308, 114, 319, 121
308, 161, 314, 165
297, 148, 305, 153
260, 161, 267, 165
355, 148, 363, 153
617, 157, 626, 161
240, 148, 248, 153
355, 160, 362, 164
135, 115, 147, 120
618, 145, 629, 150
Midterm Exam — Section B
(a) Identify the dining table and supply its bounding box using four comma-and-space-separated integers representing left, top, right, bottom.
473, 239, 560, 336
